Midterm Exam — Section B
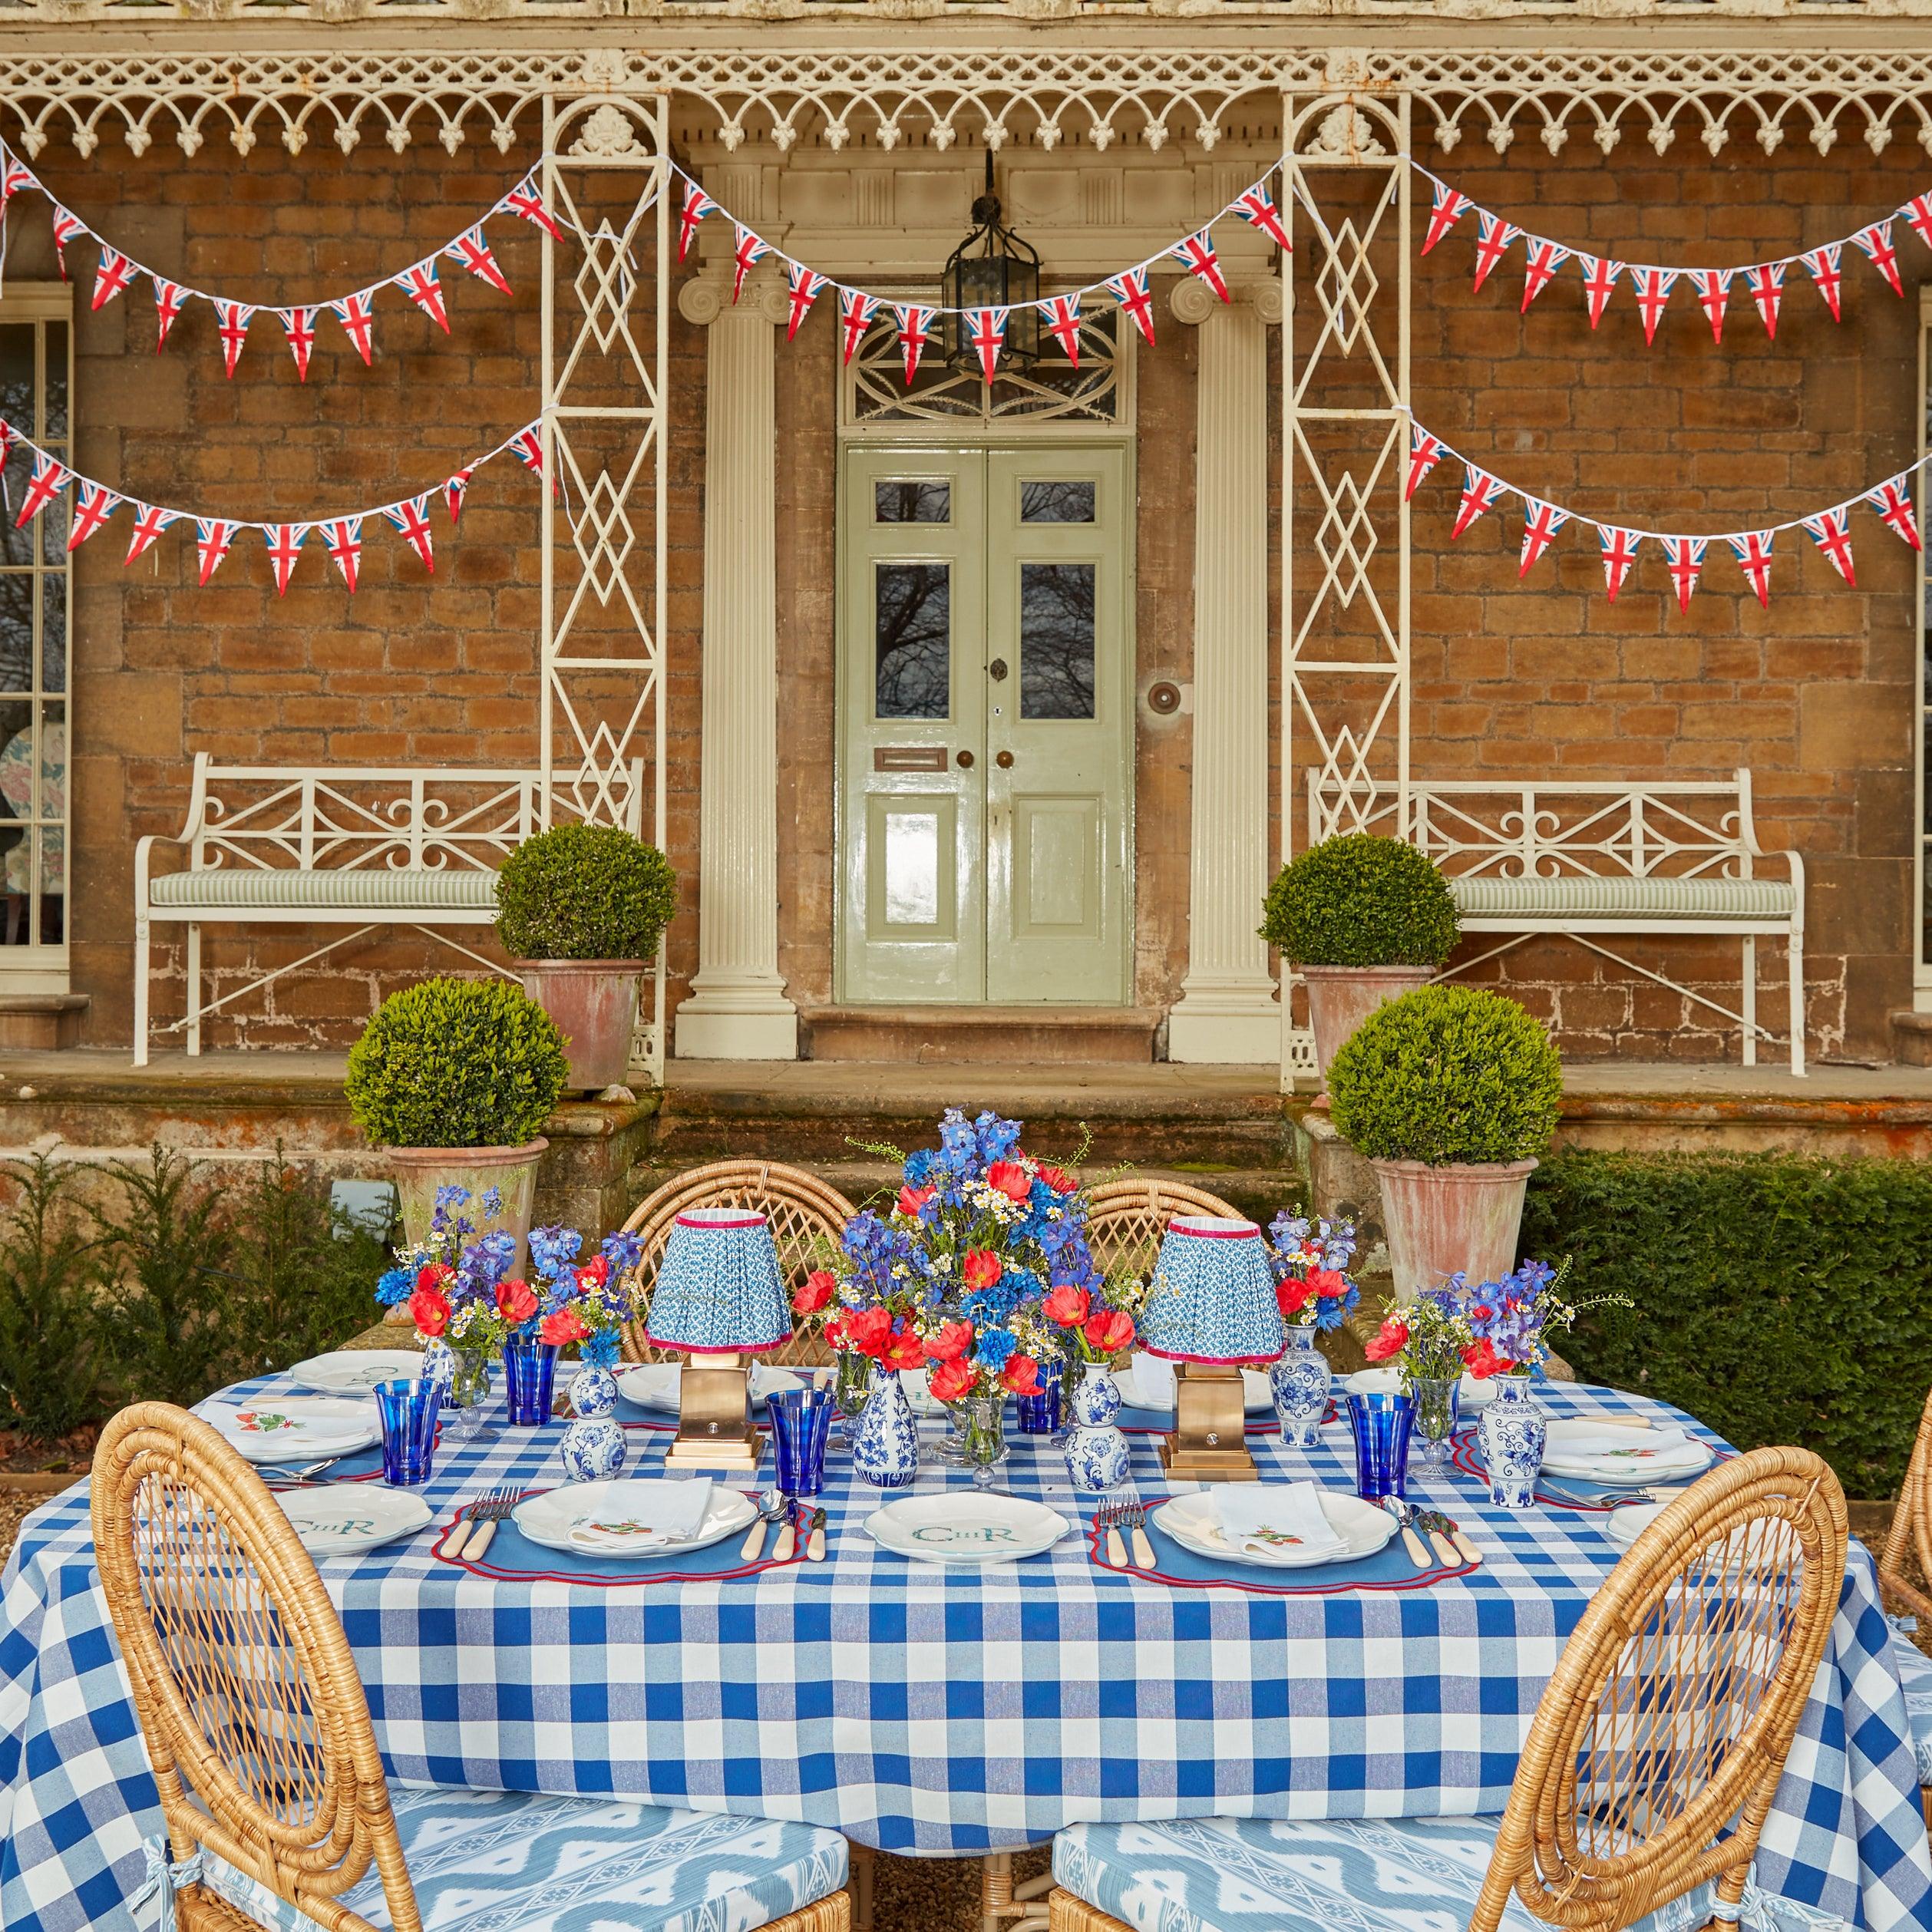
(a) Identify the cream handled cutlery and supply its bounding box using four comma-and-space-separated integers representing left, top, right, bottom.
741, 1488, 788, 1561
1378, 1496, 1432, 1570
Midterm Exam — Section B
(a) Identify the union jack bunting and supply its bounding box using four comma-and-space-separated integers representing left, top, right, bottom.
264, 523, 308, 597
731, 224, 771, 305
447, 227, 513, 298
1105, 268, 1156, 346
1518, 498, 1570, 577
1905, 193, 1932, 256
1404, 426, 1446, 503
893, 303, 936, 386
1039, 293, 1082, 368
395, 261, 449, 332
784, 263, 827, 342
1234, 183, 1292, 254
1690, 269, 1732, 345
64, 481, 120, 553
1631, 268, 1678, 346
1519, 238, 1570, 313
839, 289, 881, 366
1853, 219, 1904, 296
322, 517, 363, 592
1801, 243, 1844, 321
153, 278, 187, 350
1450, 465, 1505, 541
384, 494, 437, 573
14, 451, 69, 528
1728, 530, 1775, 607
446, 466, 475, 525
279, 308, 316, 382
47, 206, 84, 279
966, 308, 1008, 385
0, 154, 34, 205
330, 292, 376, 366
677, 180, 718, 263
1801, 507, 1857, 585
1171, 231, 1230, 303
213, 300, 254, 379
194, 517, 238, 587
510, 425, 544, 478
1663, 535, 1707, 613
1470, 213, 1520, 294
1865, 475, 1922, 551
1420, 182, 1471, 257
503, 174, 560, 242
1745, 262, 1787, 340
1576, 255, 1622, 329
90, 247, 134, 312
1597, 526, 1642, 603
122, 502, 179, 566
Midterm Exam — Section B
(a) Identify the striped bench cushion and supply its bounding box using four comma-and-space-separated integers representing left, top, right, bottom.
1450, 875, 1796, 921
150, 868, 500, 911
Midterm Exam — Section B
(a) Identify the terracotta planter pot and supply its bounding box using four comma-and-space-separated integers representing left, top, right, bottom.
1300, 964, 1435, 1085
516, 959, 645, 1092
383, 1139, 549, 1316
1369, 1155, 1539, 1303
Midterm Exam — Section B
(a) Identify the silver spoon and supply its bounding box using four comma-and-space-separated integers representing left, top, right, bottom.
1376, 1495, 1432, 1570
740, 1487, 788, 1561
265, 1453, 351, 1490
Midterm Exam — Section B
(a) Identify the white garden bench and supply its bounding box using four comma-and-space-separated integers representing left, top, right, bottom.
1306, 770, 1807, 1075
133, 757, 642, 1067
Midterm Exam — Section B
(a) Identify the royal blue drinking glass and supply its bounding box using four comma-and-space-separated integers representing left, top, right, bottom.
1345, 1390, 1415, 1503
373, 1377, 440, 1487
1016, 1359, 1063, 1435
501, 1336, 560, 1427
767, 1388, 834, 1498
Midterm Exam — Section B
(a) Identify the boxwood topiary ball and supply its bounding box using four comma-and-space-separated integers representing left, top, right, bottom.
1328, 983, 1562, 1167
1260, 834, 1460, 969
345, 976, 570, 1150
494, 824, 679, 964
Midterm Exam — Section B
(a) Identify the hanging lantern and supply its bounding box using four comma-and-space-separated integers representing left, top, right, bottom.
941, 152, 1040, 376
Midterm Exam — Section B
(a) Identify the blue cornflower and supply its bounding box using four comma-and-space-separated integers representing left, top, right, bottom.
903, 1149, 935, 1187
375, 1267, 413, 1307
973, 1326, 1018, 1372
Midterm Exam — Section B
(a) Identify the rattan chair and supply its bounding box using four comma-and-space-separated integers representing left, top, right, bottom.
1878, 1381, 1932, 1820
1048, 1445, 1848, 1932
91, 1402, 852, 1932
1082, 1178, 1246, 1285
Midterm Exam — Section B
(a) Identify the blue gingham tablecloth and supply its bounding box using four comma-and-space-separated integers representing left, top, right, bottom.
3, 1377, 1929, 1932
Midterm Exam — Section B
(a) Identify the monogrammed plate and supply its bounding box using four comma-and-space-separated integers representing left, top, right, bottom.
864, 1494, 1068, 1566
275, 1486, 432, 1556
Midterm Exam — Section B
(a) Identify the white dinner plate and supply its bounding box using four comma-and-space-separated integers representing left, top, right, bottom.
275, 1485, 432, 1557
286, 1349, 427, 1397
1122, 1353, 1273, 1415
1151, 1488, 1398, 1570
511, 1479, 757, 1559
1603, 1501, 1668, 1548
864, 1493, 1069, 1566
203, 1397, 379, 1465
1541, 1418, 1711, 1486
614, 1362, 807, 1412
1342, 1368, 1497, 1412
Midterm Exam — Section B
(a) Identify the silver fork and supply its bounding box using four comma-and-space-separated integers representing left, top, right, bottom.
1095, 1501, 1128, 1567
448, 1487, 520, 1560
1537, 1478, 1661, 1510
1117, 1498, 1156, 1570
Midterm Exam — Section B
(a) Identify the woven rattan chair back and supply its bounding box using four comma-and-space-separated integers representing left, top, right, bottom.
91, 1402, 420, 1932
1082, 1178, 1247, 1285
1879, 1381, 1932, 1625
619, 1159, 857, 1366
1472, 1443, 1847, 1932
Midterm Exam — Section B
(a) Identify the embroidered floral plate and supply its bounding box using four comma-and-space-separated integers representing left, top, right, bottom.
510, 1480, 757, 1559
1541, 1418, 1711, 1486
286, 1349, 428, 1396
203, 1397, 379, 1463
864, 1494, 1069, 1566
275, 1485, 433, 1556
1151, 1488, 1397, 1570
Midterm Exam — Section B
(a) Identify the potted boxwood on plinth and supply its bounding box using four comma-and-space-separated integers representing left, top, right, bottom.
346, 976, 569, 1291
1327, 984, 1562, 1303
1260, 833, 1460, 1088
494, 823, 679, 1094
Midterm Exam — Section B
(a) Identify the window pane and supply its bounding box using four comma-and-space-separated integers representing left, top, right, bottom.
41, 702, 64, 809
875, 562, 950, 718
0, 695, 31, 941
42, 323, 66, 441
0, 577, 30, 693
1020, 480, 1095, 524
38, 486, 67, 568
0, 443, 32, 570
875, 480, 950, 524
1019, 562, 1095, 719
41, 575, 62, 692
0, 325, 31, 434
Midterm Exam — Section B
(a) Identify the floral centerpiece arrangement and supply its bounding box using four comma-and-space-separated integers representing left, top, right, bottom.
1260, 1208, 1362, 1448
1361, 1280, 1479, 1465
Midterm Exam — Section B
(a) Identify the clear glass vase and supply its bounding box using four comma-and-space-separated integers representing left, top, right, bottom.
1409, 1373, 1461, 1468
442, 1350, 493, 1444
832, 1348, 871, 1448
958, 1393, 1009, 1489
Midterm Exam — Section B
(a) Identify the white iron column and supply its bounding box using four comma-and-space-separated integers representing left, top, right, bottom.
1167, 279, 1283, 1065
672, 269, 798, 1060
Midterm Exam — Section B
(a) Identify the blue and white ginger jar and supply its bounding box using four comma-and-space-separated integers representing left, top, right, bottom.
851, 1359, 920, 1489
1478, 1376, 1546, 1510
560, 1363, 627, 1483
1063, 1364, 1131, 1493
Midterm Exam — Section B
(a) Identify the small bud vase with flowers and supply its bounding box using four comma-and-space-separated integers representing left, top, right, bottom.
1263, 1210, 1361, 1448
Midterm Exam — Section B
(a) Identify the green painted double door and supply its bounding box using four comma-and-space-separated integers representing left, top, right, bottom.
838, 444, 1132, 1006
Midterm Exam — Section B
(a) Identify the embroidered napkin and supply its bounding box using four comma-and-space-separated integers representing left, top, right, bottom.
1550, 1422, 1696, 1465
567, 1479, 715, 1554
1127, 1353, 1177, 1412
1213, 1481, 1349, 1560
204, 1399, 371, 1452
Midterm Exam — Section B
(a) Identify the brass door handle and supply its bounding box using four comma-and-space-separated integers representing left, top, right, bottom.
956, 749, 975, 768
995, 750, 1015, 769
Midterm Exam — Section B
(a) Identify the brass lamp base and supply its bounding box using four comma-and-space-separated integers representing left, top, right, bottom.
1157, 1359, 1258, 1482
662, 1353, 765, 1470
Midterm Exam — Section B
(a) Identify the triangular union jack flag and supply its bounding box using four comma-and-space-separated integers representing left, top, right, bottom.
1518, 497, 1570, 577
383, 494, 437, 573
1745, 262, 1787, 339
395, 261, 449, 332
784, 262, 826, 342
1420, 180, 1471, 257
839, 289, 880, 367
1866, 474, 1922, 551
1690, 269, 1732, 345
194, 517, 237, 587
1597, 526, 1643, 603
1576, 255, 1623, 329
153, 277, 187, 350
64, 481, 120, 552
1801, 243, 1844, 321
213, 300, 253, 378
322, 517, 362, 593
1904, 193, 1932, 256
677, 179, 717, 263
1234, 182, 1291, 253
510, 424, 544, 481
1470, 212, 1520, 295
123, 501, 179, 566
0, 154, 35, 206
279, 307, 316, 382
966, 307, 1008, 384
1450, 465, 1505, 541
1631, 268, 1678, 346
91, 247, 135, 312
893, 303, 936, 386
1405, 425, 1445, 503
1105, 266, 1156, 345
1520, 238, 1570, 313
263, 523, 308, 598
1802, 507, 1857, 586
14, 451, 69, 528
1854, 219, 1904, 296
445, 466, 474, 525
1171, 230, 1230, 302
1663, 536, 1708, 613
502, 173, 560, 241
329, 292, 375, 366
1038, 292, 1082, 367
1728, 530, 1775, 607
48, 206, 84, 279
730, 224, 771, 305
446, 226, 512, 298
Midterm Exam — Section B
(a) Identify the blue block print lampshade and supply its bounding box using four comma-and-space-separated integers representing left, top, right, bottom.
1141, 1215, 1285, 1366
645, 1209, 793, 1356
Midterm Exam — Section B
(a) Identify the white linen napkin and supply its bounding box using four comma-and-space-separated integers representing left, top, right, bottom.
567, 1479, 715, 1554
1127, 1353, 1176, 1412
1213, 1481, 1349, 1560
1551, 1422, 1695, 1464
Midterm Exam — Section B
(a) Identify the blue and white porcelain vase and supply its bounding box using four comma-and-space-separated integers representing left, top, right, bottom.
1063, 1364, 1131, 1493
851, 1360, 920, 1489
420, 1338, 455, 1395
1269, 1326, 1329, 1450
1478, 1375, 1546, 1510
560, 1363, 627, 1483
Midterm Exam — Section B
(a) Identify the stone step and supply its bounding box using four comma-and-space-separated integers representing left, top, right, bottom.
796, 1005, 1163, 1065
1893, 1009, 1932, 1068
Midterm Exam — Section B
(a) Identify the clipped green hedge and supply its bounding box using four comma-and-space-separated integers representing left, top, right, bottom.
1260, 833, 1460, 969
1521, 1148, 1932, 1497
494, 824, 679, 963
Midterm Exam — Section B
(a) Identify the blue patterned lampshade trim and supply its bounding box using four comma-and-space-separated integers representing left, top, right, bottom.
644, 1210, 794, 1356
1141, 1215, 1285, 1366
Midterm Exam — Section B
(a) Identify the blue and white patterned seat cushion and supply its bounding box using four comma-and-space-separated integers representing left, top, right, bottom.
1054, 1816, 1794, 1932
1888, 1627, 1932, 1785
197, 1784, 847, 1932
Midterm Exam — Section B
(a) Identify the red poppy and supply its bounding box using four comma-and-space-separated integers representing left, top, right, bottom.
929, 1356, 977, 1403
1276, 1277, 1314, 1318
986, 1161, 1032, 1203
1042, 1283, 1091, 1329
922, 1319, 976, 1362
415, 1261, 454, 1294
1082, 1309, 1134, 1356
576, 1255, 610, 1290
495, 1278, 539, 1326
897, 1184, 936, 1218
540, 1306, 590, 1348
1035, 1164, 1077, 1195
963, 1249, 1003, 1290
999, 1352, 1043, 1397
1306, 1267, 1349, 1300
845, 1306, 893, 1359
880, 1323, 926, 1372
1461, 1338, 1511, 1380
409, 1285, 451, 1337
793, 1269, 837, 1315
1363, 1318, 1409, 1363
823, 1313, 847, 1352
